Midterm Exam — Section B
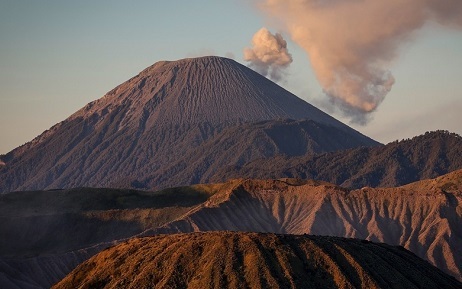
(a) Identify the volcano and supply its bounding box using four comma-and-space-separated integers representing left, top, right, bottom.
2, 170, 462, 288
53, 232, 462, 289
0, 56, 378, 192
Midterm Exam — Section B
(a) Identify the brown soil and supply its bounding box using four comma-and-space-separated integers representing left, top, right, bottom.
147, 170, 462, 280
52, 232, 461, 289
3, 170, 462, 288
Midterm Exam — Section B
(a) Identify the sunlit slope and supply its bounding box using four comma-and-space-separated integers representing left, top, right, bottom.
147, 170, 462, 280
0, 56, 377, 193
53, 232, 462, 289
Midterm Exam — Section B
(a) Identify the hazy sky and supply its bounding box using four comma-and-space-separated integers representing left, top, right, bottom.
1, 1, 462, 154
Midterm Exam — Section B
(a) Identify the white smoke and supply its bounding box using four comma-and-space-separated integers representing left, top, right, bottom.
244, 27, 293, 82
256, 0, 462, 124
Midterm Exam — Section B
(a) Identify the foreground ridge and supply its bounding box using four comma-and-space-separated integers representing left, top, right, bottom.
53, 232, 462, 289
2, 170, 462, 288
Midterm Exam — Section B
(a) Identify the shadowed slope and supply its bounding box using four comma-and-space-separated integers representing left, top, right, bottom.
0, 183, 227, 289
0, 56, 377, 193
0, 183, 230, 257
52, 232, 462, 289
3, 171, 462, 288
146, 119, 378, 189
211, 130, 462, 188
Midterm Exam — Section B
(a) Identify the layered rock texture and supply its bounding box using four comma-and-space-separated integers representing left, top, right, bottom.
53, 232, 462, 289
147, 170, 462, 280
1, 170, 461, 288
0, 56, 377, 193
2, 56, 462, 288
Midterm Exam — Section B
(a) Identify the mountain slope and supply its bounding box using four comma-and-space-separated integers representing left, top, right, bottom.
144, 119, 380, 189
145, 170, 462, 280
0, 184, 230, 257
210, 130, 462, 188
0, 56, 377, 193
53, 232, 462, 289
0, 183, 230, 289
2, 170, 462, 288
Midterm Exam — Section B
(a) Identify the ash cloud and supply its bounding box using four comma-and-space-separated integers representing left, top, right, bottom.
244, 27, 293, 82
257, 0, 462, 124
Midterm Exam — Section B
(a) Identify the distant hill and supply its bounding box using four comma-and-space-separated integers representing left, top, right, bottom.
1, 170, 462, 288
0, 56, 377, 193
210, 130, 462, 188
143, 118, 379, 189
53, 232, 462, 289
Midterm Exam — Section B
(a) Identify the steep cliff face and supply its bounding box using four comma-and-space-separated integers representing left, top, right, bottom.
53, 232, 462, 289
1, 171, 462, 288
148, 170, 462, 280
0, 56, 377, 193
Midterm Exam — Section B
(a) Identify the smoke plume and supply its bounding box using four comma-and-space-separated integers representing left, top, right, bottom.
244, 27, 293, 82
257, 0, 462, 124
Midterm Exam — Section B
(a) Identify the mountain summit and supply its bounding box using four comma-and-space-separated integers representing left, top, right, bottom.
0, 56, 378, 192
73, 56, 344, 127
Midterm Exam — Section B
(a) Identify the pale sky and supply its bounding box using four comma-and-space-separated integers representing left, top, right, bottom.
1, 1, 462, 154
